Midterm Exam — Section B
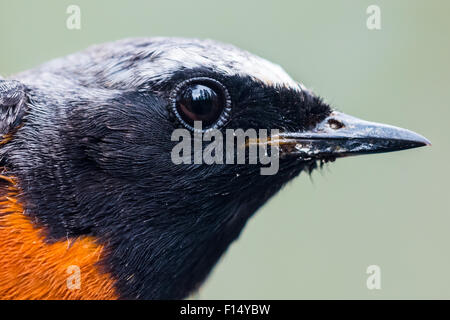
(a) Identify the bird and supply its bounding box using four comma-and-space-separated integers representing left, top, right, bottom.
0, 37, 430, 300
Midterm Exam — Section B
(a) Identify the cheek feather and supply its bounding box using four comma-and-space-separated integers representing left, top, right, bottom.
0, 174, 118, 300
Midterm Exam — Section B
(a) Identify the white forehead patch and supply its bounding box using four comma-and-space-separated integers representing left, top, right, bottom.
130, 38, 300, 90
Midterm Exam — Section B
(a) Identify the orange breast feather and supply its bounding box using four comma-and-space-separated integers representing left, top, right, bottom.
0, 174, 118, 300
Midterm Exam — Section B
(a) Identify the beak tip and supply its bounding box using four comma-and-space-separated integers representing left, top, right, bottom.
412, 133, 432, 148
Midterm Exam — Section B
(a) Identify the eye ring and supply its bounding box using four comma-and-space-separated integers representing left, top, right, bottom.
169, 77, 232, 132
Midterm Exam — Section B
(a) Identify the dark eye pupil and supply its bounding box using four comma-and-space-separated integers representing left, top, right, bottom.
183, 85, 218, 116
177, 84, 223, 127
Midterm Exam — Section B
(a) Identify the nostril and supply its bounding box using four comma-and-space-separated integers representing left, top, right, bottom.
328, 119, 345, 130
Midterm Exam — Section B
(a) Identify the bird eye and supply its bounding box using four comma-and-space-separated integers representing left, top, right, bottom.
171, 77, 231, 131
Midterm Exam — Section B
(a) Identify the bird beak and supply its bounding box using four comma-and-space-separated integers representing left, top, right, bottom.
277, 111, 431, 159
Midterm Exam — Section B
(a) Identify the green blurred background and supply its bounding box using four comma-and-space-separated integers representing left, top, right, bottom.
1, 0, 448, 299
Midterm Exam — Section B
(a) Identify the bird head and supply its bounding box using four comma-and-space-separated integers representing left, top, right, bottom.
0, 38, 430, 299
